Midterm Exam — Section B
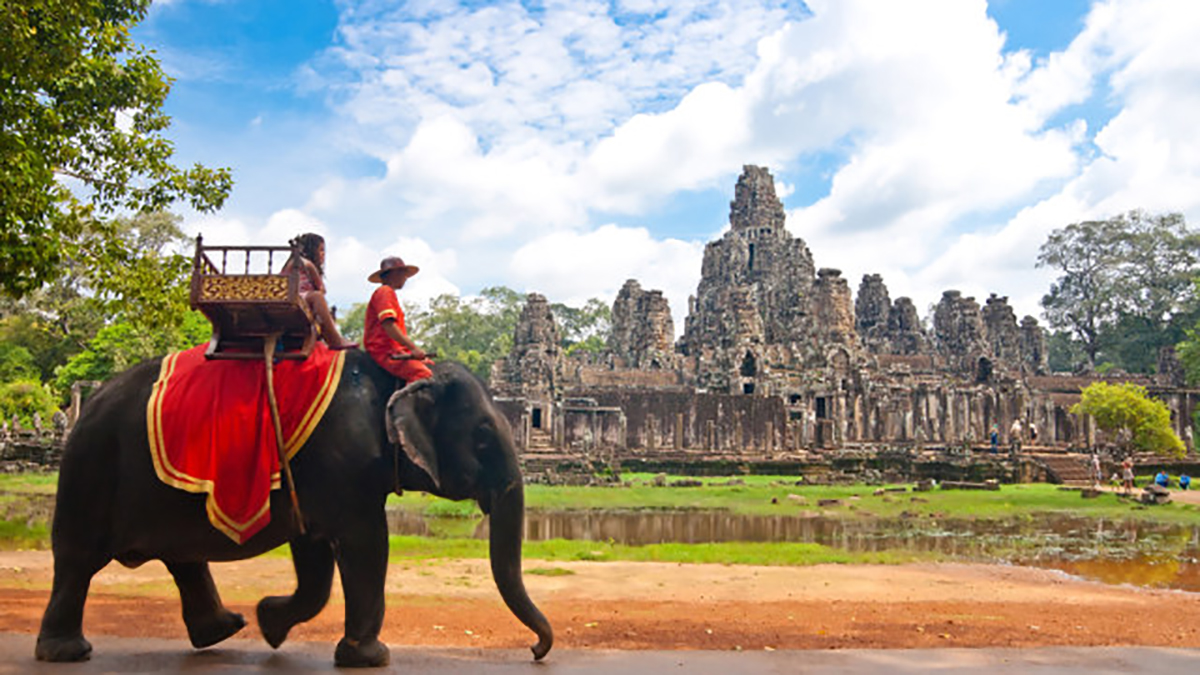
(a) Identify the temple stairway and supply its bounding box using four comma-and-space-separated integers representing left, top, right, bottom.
1032, 452, 1093, 485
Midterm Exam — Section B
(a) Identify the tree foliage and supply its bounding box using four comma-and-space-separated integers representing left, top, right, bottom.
0, 343, 39, 384
52, 312, 207, 398
0, 380, 58, 428
339, 287, 615, 382
1038, 211, 1200, 370
551, 298, 611, 356
0, 0, 232, 296
73, 210, 196, 332
1070, 381, 1184, 457
406, 287, 525, 381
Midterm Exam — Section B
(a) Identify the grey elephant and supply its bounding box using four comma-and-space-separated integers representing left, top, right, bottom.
35, 352, 552, 666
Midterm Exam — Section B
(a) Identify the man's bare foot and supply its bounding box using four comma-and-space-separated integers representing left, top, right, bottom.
328, 340, 358, 350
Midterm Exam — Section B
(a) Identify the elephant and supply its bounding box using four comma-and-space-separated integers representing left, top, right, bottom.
35, 351, 553, 667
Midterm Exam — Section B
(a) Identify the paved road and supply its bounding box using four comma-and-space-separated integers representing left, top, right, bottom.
3, 635, 1198, 674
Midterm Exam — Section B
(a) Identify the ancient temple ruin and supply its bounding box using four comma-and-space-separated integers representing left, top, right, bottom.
490, 165, 1198, 475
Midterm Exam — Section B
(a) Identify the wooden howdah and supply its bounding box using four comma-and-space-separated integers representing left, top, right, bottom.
189, 235, 317, 360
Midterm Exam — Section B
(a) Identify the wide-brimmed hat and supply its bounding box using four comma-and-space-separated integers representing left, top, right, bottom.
368, 256, 420, 283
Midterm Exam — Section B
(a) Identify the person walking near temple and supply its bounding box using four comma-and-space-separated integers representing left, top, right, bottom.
1121, 456, 1135, 495
1009, 418, 1023, 453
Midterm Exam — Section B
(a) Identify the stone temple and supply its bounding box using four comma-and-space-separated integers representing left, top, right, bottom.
489, 166, 1198, 480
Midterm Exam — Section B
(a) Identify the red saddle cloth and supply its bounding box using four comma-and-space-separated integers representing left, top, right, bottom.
146, 343, 346, 543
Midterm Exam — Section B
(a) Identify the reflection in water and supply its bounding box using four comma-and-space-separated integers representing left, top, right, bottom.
384, 508, 1200, 592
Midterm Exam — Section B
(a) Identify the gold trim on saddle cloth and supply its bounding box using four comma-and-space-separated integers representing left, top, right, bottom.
145, 349, 346, 542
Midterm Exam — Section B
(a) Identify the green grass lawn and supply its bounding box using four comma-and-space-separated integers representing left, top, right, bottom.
388, 473, 1200, 524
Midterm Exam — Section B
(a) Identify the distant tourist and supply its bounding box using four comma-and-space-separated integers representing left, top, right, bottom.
1155, 471, 1170, 488
1028, 421, 1038, 444
1121, 457, 1135, 494
1180, 474, 1191, 491
989, 424, 999, 454
1091, 454, 1102, 488
1009, 419, 1023, 453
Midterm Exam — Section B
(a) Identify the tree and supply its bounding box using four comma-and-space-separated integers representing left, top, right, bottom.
74, 210, 196, 333
1038, 218, 1126, 368
0, 343, 39, 383
52, 311, 208, 397
1070, 381, 1184, 457
408, 287, 525, 381
1111, 212, 1200, 328
1038, 211, 1200, 370
0, 0, 232, 297
551, 298, 611, 356
0, 380, 58, 428
338, 302, 366, 342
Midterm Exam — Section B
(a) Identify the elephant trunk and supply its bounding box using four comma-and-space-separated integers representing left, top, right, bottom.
488, 479, 553, 660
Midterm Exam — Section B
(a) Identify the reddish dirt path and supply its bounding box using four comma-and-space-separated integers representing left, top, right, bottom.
4, 552, 1200, 651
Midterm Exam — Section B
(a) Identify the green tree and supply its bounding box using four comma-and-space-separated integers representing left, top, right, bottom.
0, 380, 58, 428
551, 298, 612, 356
1037, 218, 1125, 368
1070, 381, 1184, 457
1045, 329, 1086, 373
0, 343, 39, 383
1038, 211, 1200, 370
1, 0, 232, 297
408, 287, 525, 381
75, 211, 196, 333
52, 311, 208, 396
0, 303, 100, 382
1111, 212, 1200, 328
338, 302, 366, 342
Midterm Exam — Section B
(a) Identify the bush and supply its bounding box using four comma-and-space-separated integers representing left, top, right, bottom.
0, 343, 39, 384
0, 381, 59, 429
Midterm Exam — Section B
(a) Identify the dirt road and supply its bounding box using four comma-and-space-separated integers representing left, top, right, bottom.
5, 550, 1200, 652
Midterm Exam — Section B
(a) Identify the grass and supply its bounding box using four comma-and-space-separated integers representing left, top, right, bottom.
386, 535, 935, 566
0, 519, 50, 550
526, 566, 575, 576
0, 472, 59, 495
388, 474, 1200, 525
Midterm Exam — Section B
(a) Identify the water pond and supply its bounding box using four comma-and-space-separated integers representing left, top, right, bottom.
386, 508, 1200, 592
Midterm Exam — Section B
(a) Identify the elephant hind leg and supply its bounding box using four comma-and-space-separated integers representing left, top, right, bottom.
257, 536, 335, 649
35, 548, 110, 662
166, 561, 246, 649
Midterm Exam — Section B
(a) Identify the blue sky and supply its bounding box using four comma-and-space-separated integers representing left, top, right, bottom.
134, 0, 1200, 332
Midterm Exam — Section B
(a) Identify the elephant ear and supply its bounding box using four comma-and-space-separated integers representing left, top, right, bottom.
386, 379, 440, 489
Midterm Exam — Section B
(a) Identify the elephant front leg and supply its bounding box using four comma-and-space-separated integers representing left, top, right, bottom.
36, 549, 110, 662
166, 561, 247, 648
257, 535, 335, 649
333, 514, 390, 668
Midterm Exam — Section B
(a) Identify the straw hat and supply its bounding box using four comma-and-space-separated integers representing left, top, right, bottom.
368, 256, 420, 283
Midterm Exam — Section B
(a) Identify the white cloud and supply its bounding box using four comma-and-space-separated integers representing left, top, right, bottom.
902, 0, 1200, 320
508, 225, 704, 330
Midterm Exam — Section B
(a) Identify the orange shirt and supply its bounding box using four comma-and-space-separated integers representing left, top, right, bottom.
364, 285, 409, 363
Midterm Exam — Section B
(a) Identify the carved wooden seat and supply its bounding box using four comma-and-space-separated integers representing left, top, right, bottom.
189, 236, 317, 360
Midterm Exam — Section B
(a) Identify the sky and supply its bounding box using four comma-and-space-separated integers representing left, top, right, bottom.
133, 0, 1200, 334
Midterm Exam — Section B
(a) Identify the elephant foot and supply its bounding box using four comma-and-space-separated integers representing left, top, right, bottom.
256, 596, 293, 649
186, 609, 246, 649
35, 634, 92, 662
334, 637, 390, 668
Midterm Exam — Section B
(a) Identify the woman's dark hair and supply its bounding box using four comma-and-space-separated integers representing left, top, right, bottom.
291, 233, 325, 276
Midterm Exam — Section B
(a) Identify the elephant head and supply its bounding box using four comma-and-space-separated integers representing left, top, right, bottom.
387, 363, 553, 660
